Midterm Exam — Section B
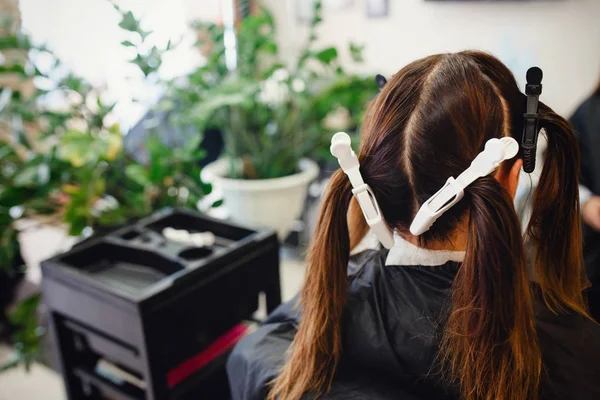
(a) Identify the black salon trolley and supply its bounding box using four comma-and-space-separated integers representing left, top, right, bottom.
41, 208, 281, 400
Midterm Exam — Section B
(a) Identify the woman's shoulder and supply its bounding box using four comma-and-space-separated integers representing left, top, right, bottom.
347, 249, 387, 276
536, 307, 600, 399
347, 249, 458, 301
227, 310, 298, 400
535, 304, 600, 353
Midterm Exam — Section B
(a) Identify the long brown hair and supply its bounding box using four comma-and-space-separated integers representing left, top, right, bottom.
269, 52, 589, 400
467, 51, 589, 314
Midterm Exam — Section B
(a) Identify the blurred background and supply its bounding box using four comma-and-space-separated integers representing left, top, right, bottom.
15, 0, 600, 121
0, 0, 599, 399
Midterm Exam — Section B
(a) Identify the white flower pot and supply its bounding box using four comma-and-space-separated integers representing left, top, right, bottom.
202, 158, 319, 240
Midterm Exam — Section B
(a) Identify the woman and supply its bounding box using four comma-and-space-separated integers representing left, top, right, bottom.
570, 78, 600, 319
227, 52, 600, 400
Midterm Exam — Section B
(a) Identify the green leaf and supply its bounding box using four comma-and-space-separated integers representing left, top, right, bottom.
0, 185, 30, 209
187, 81, 260, 129
349, 42, 365, 63
63, 193, 90, 236
61, 75, 92, 95
9, 294, 40, 325
67, 218, 86, 236
261, 62, 286, 80
58, 131, 100, 167
201, 182, 213, 194
7, 293, 43, 371
0, 34, 32, 51
12, 164, 50, 187
0, 210, 12, 226
26, 198, 57, 216
58, 128, 121, 166
121, 40, 136, 47
97, 207, 127, 227
139, 29, 152, 41
131, 50, 162, 77
118, 11, 140, 32
125, 164, 151, 187
183, 134, 203, 154
315, 47, 338, 65
262, 42, 277, 54
0, 64, 26, 76
211, 199, 224, 208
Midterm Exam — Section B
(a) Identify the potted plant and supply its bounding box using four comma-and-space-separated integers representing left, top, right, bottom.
179, 1, 377, 239
0, 6, 213, 370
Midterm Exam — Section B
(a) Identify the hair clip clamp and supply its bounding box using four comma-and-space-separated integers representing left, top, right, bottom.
330, 132, 395, 249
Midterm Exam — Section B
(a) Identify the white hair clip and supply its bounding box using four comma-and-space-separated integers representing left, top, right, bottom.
330, 132, 395, 249
410, 137, 520, 236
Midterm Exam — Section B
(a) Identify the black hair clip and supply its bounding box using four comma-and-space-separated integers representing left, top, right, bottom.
375, 74, 387, 91
521, 67, 543, 173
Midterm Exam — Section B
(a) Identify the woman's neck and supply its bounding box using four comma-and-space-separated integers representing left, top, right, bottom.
401, 217, 469, 252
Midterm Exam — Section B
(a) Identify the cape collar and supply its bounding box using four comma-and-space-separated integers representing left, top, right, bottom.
385, 234, 465, 266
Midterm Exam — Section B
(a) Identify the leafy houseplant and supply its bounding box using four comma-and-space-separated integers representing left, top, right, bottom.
177, 1, 377, 180
166, 1, 377, 238
0, 5, 211, 371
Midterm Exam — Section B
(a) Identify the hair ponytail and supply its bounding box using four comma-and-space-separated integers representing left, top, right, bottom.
529, 110, 589, 315
440, 176, 542, 400
464, 49, 591, 316
268, 169, 354, 400
348, 197, 370, 250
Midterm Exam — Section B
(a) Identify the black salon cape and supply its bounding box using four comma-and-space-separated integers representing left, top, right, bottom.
227, 250, 600, 400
